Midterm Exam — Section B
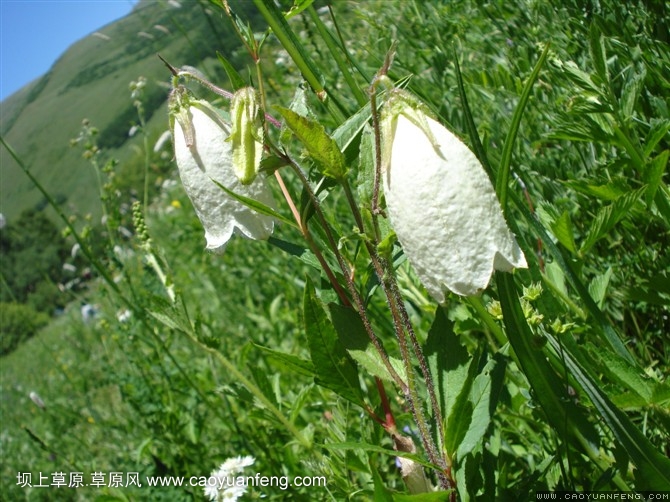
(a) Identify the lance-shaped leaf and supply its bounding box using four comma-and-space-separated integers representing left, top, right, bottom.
303, 279, 364, 405
275, 105, 347, 179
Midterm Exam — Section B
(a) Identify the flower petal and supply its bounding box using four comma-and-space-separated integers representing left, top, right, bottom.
173, 104, 275, 252
383, 113, 526, 300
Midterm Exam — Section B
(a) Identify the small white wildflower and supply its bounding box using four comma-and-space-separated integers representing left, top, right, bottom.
91, 32, 111, 41
81, 303, 97, 323
381, 90, 527, 300
204, 456, 255, 501
116, 309, 132, 323
29, 391, 45, 409
63, 263, 77, 273
169, 88, 274, 252
153, 24, 171, 35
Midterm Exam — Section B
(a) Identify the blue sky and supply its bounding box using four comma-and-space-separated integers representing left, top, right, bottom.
0, 0, 138, 101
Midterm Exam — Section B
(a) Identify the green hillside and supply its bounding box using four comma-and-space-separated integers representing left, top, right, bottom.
0, 0, 253, 223
1, 0, 668, 499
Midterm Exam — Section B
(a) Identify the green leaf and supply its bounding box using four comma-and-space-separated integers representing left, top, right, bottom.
303, 279, 364, 405
332, 99, 374, 154
456, 352, 506, 459
620, 67, 646, 120
216, 51, 246, 91
211, 178, 298, 229
588, 267, 613, 309
496, 44, 550, 209
424, 308, 471, 430
284, 0, 315, 20
496, 272, 600, 449
545, 333, 670, 490
267, 237, 322, 270
645, 150, 669, 206
249, 363, 278, 407
588, 23, 608, 84
580, 187, 644, 254
443, 351, 478, 457
327, 303, 406, 384
371, 464, 395, 502
512, 190, 634, 362
356, 125, 375, 208
551, 210, 577, 254
252, 0, 323, 93
253, 343, 316, 378
348, 348, 406, 384
586, 343, 655, 403
643, 119, 670, 159
274, 105, 347, 179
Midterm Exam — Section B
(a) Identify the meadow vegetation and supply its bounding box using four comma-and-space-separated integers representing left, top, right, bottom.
1, 0, 668, 500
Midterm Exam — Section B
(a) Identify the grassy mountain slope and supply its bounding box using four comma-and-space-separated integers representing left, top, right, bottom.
0, 0, 249, 223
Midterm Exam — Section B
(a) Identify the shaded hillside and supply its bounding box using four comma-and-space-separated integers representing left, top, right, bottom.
0, 0, 256, 222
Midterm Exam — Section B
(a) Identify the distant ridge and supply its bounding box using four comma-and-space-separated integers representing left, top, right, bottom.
0, 0, 257, 223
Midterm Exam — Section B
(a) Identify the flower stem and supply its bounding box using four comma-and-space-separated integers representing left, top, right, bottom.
287, 159, 407, 393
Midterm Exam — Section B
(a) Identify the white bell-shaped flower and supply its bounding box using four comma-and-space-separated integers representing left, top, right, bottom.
170, 89, 274, 252
381, 92, 527, 300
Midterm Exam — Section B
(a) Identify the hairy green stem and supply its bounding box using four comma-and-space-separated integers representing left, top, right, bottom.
287, 160, 408, 393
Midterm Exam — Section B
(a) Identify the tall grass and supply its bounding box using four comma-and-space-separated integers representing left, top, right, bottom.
1, 0, 668, 500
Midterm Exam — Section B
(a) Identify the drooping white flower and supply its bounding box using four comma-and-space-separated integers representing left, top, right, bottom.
381, 91, 527, 300
204, 456, 255, 501
170, 89, 274, 252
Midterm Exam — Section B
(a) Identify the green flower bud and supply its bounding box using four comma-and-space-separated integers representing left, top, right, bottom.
230, 87, 264, 185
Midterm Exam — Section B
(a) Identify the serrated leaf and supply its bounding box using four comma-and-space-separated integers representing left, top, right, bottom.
645, 150, 669, 206
254, 343, 315, 378
456, 352, 506, 459
328, 303, 407, 384
564, 180, 626, 201
588, 23, 608, 83
643, 120, 670, 158
621, 68, 646, 119
275, 105, 347, 179
587, 343, 655, 403
424, 308, 471, 427
249, 363, 278, 407
348, 348, 406, 384
303, 280, 363, 405
588, 267, 613, 308
580, 187, 644, 254
551, 210, 577, 254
